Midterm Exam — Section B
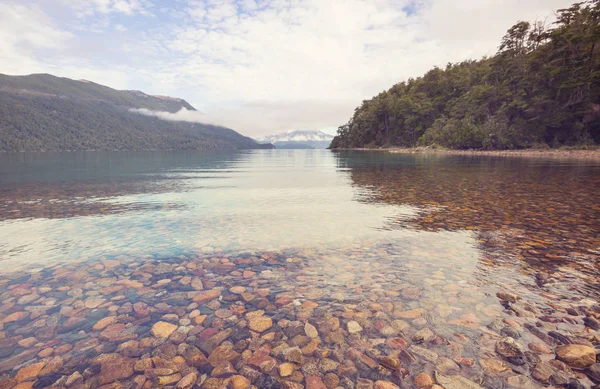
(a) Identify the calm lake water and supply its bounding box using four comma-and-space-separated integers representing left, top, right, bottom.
0, 150, 599, 388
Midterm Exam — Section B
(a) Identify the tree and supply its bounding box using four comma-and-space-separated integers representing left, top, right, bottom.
331, 0, 600, 149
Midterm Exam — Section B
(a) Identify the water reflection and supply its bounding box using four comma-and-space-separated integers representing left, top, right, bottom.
0, 151, 250, 220
1, 150, 419, 269
1, 150, 598, 287
333, 150, 600, 297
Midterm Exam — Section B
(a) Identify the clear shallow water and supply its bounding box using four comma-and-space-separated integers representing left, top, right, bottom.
0, 150, 417, 269
1, 150, 598, 282
1, 149, 599, 301
0, 150, 599, 389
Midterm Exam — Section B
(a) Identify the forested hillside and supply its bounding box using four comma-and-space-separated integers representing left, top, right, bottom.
331, 0, 600, 150
0, 74, 271, 151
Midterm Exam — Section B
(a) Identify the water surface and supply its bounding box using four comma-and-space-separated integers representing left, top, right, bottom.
0, 150, 599, 389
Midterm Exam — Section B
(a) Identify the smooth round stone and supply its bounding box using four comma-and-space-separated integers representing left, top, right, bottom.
379, 357, 400, 370
84, 298, 105, 309
18, 337, 38, 348
556, 344, 596, 369
37, 348, 54, 358
305, 322, 319, 338
323, 373, 339, 389
93, 316, 118, 331
480, 359, 511, 374
176, 372, 197, 389
347, 321, 363, 334
162, 314, 180, 322
2, 311, 29, 323
15, 362, 46, 382
151, 321, 178, 338
306, 376, 328, 389
248, 316, 273, 333
279, 362, 295, 377
18, 294, 40, 305
414, 373, 434, 388
529, 343, 552, 354
215, 309, 233, 319
230, 286, 245, 294
229, 375, 251, 389
179, 318, 191, 326
374, 381, 401, 389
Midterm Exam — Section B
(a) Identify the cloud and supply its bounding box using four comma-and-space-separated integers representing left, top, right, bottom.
0, 0, 576, 137
198, 100, 359, 136
61, 0, 152, 17
0, 2, 73, 75
130, 107, 208, 123
131, 101, 351, 135
0, 3, 72, 51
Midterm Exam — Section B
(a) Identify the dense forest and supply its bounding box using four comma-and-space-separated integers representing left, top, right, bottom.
331, 0, 600, 150
0, 74, 271, 151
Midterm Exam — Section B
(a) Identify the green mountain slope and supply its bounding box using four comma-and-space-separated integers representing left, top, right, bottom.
0, 73, 272, 151
331, 0, 600, 150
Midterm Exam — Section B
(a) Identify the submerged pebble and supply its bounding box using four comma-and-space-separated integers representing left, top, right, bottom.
0, 239, 597, 389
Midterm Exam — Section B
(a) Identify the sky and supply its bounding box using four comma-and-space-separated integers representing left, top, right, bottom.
0, 0, 574, 137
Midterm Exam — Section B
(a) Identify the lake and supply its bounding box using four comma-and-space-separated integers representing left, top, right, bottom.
0, 150, 599, 388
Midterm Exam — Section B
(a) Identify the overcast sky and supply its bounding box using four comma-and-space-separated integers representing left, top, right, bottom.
0, 0, 573, 137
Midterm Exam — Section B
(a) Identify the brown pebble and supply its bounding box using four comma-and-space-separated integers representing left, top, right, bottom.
414, 373, 434, 388
228, 375, 251, 389
15, 362, 46, 382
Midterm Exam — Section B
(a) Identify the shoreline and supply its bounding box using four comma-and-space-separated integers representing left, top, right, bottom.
331, 147, 600, 159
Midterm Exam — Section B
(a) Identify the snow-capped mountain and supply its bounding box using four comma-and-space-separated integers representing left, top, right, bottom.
256, 130, 334, 149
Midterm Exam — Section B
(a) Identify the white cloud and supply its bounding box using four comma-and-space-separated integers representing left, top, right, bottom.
0, 3, 73, 75
131, 101, 350, 136
0, 0, 576, 137
198, 100, 358, 135
0, 3, 72, 50
62, 0, 152, 17
130, 107, 207, 123
158, 0, 572, 135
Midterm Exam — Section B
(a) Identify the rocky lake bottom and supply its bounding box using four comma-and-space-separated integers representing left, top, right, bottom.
0, 150, 599, 389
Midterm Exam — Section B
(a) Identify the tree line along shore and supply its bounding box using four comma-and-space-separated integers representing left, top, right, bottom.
330, 1, 600, 151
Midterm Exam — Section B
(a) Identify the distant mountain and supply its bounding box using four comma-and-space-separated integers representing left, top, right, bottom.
0, 73, 273, 151
256, 130, 333, 149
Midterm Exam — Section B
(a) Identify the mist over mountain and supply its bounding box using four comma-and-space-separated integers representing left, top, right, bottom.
256, 130, 333, 149
0, 73, 272, 152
